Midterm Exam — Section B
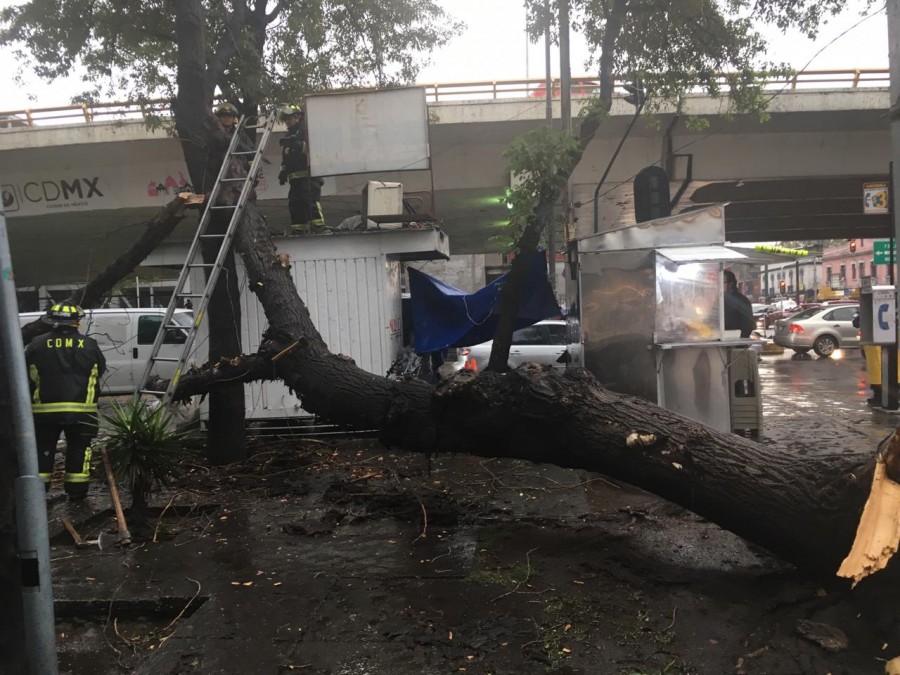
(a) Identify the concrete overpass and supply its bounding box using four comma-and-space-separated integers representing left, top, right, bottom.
0, 71, 892, 289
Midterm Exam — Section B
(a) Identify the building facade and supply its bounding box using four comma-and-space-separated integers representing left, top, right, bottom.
752, 239, 897, 303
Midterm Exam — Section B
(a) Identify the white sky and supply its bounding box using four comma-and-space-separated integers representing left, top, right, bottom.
0, 0, 889, 110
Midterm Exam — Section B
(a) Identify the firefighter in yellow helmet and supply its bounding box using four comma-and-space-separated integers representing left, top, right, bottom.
25, 303, 106, 500
277, 104, 325, 233
215, 101, 239, 134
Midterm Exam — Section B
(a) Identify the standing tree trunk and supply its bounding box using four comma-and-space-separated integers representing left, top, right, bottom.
201, 211, 246, 463
173, 0, 246, 463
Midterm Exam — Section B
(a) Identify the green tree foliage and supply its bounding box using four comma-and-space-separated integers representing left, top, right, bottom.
1, 0, 462, 465
524, 0, 874, 130
0, 0, 462, 105
503, 126, 580, 247
490, 0, 869, 368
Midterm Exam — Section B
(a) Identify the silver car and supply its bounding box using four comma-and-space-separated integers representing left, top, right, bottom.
772, 304, 860, 357
463, 320, 570, 371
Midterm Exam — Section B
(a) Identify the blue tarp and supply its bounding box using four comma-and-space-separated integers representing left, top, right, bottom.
409, 250, 560, 353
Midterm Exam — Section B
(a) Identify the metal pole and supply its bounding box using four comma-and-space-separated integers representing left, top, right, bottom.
890, 162, 895, 285
591, 100, 645, 234
544, 0, 564, 293
525, 13, 530, 81
889, 0, 900, 407
0, 209, 59, 674
559, 0, 571, 133
544, 1, 552, 125
551, 0, 572, 294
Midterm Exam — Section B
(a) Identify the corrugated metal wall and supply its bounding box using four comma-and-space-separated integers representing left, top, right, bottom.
240, 255, 402, 419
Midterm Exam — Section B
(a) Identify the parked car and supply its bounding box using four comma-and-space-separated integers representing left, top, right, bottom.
761, 302, 821, 329
752, 303, 769, 330
463, 320, 574, 372
767, 298, 797, 312
772, 303, 860, 357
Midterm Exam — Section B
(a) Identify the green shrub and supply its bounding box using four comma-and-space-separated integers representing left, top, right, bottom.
102, 401, 196, 523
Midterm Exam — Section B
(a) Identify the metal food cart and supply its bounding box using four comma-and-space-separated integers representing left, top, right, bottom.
566, 204, 765, 438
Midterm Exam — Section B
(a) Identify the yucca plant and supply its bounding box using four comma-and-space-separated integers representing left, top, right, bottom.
101, 401, 196, 528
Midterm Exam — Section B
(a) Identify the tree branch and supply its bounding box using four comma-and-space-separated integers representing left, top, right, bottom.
168, 351, 284, 402
264, 0, 287, 23
20, 195, 190, 345
206, 1, 248, 89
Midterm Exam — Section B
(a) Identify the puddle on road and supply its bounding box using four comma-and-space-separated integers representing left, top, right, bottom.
55, 595, 208, 675
759, 351, 895, 448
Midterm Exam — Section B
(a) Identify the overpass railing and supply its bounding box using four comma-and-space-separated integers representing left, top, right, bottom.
0, 69, 889, 128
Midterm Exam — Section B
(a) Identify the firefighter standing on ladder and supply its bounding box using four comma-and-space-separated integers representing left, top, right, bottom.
278, 104, 325, 233
25, 303, 106, 500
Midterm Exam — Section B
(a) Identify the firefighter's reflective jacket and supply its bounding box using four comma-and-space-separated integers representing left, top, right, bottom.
280, 123, 310, 178
25, 328, 106, 419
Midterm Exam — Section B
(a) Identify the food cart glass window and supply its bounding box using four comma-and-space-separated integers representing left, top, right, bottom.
654, 258, 720, 343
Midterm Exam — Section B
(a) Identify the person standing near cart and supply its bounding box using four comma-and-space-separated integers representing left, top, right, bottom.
25, 303, 106, 500
723, 269, 755, 338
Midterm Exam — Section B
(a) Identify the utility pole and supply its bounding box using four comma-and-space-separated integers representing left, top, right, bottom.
891, 1, 900, 251
0, 207, 58, 674
558, 0, 571, 133
887, 0, 900, 407
552, 0, 572, 296
543, 0, 552, 125
887, 0, 900, 325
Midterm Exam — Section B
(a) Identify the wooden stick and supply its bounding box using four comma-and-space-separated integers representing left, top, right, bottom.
100, 447, 132, 546
61, 517, 86, 547
272, 340, 302, 362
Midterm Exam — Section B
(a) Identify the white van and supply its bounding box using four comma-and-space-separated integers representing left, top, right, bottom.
19, 308, 194, 395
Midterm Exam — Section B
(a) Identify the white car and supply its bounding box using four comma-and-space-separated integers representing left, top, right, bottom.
463, 320, 573, 372
768, 298, 797, 312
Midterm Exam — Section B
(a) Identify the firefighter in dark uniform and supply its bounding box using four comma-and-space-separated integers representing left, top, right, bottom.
278, 104, 325, 233
215, 101, 239, 134
25, 303, 106, 500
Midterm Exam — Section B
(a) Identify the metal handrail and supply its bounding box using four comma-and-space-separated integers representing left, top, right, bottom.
0, 68, 889, 128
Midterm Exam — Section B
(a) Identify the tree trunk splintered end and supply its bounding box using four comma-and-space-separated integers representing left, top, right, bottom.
838, 431, 900, 586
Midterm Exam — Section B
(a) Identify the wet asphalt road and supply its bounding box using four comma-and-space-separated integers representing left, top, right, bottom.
759, 346, 898, 453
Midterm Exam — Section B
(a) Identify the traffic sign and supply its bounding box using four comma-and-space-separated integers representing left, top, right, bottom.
873, 240, 896, 265
864, 182, 889, 214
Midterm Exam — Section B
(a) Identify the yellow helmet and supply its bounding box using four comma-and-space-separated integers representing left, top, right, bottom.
44, 303, 85, 327
215, 102, 239, 116
278, 104, 303, 121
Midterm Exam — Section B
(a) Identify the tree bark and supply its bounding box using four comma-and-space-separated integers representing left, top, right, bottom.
173, 0, 247, 464
486, 206, 553, 372
432, 367, 873, 578
201, 210, 246, 464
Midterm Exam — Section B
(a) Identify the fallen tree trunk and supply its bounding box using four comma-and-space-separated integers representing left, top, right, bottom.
164, 203, 880, 578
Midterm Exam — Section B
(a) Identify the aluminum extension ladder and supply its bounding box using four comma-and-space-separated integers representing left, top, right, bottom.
133, 110, 277, 404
